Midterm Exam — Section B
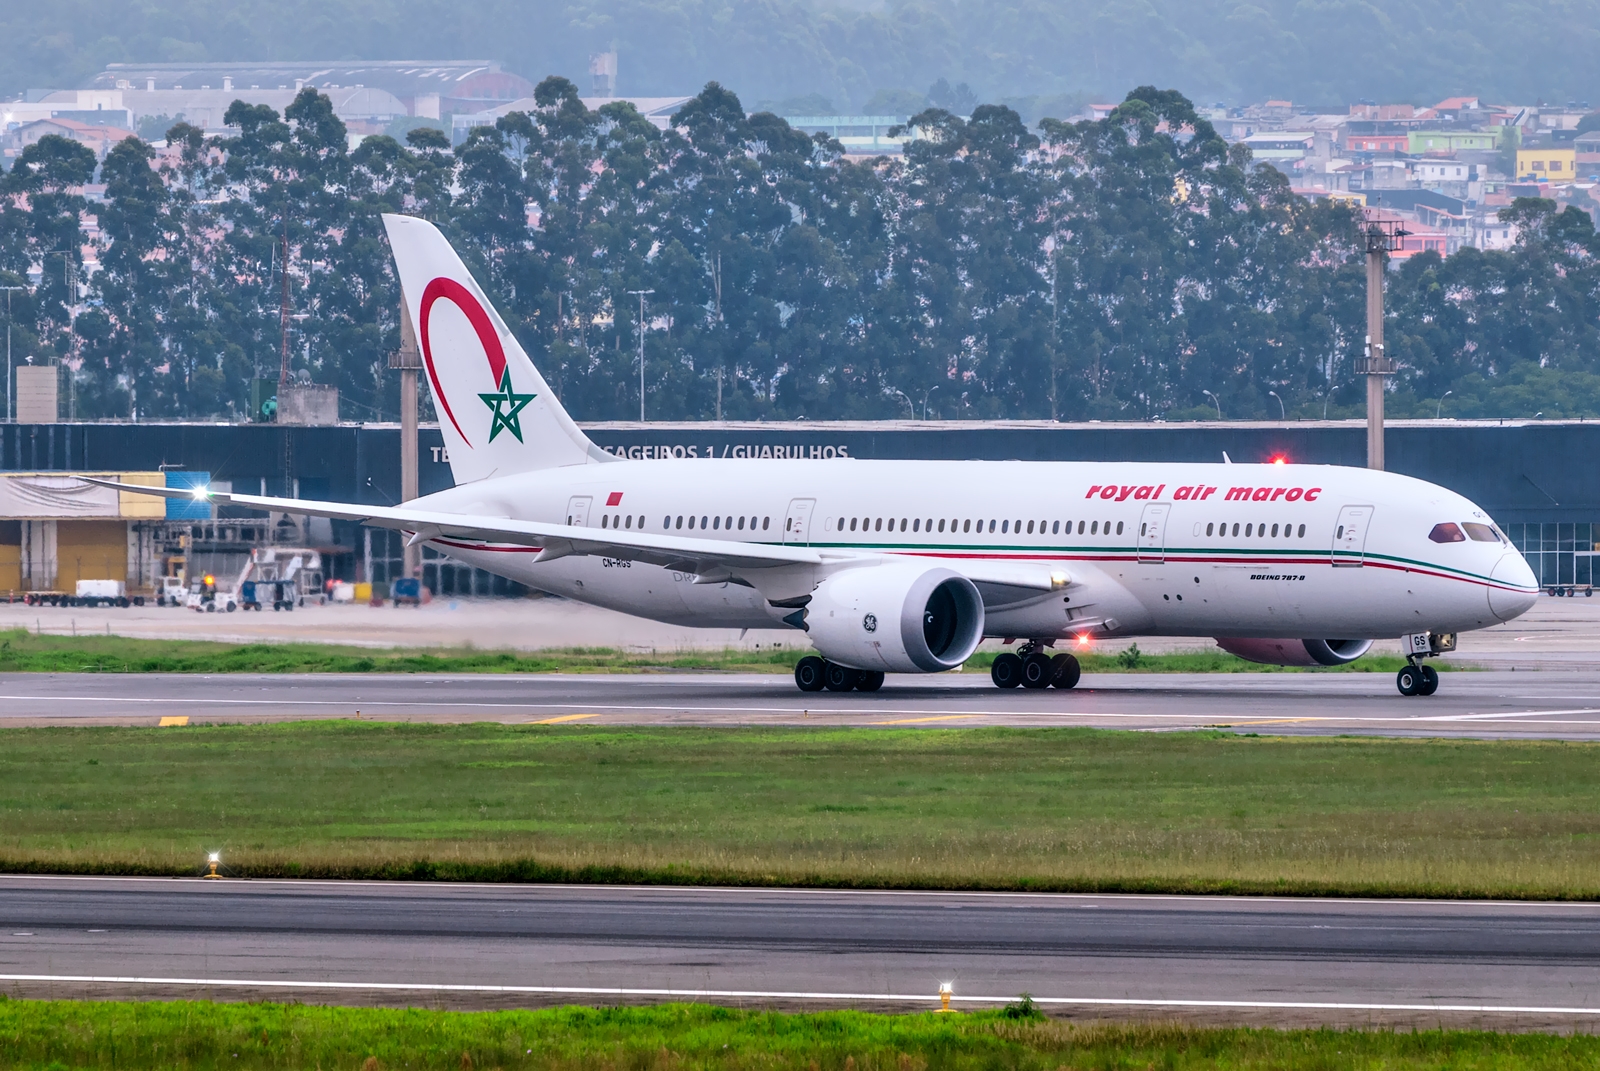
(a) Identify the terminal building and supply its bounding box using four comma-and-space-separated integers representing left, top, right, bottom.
1, 418, 1595, 598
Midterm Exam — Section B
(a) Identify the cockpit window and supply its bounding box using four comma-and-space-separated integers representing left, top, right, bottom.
1462, 522, 1500, 543
1428, 522, 1466, 543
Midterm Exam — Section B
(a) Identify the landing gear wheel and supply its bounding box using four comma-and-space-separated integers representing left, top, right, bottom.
991, 653, 1023, 689
1021, 653, 1054, 689
1396, 664, 1421, 696
795, 656, 826, 692
1418, 664, 1439, 696
856, 670, 885, 693
824, 662, 859, 692
1050, 652, 1081, 690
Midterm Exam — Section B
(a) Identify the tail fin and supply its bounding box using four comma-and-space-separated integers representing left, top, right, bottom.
382, 213, 611, 484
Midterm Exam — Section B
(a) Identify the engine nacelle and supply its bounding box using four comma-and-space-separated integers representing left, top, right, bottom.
803, 564, 985, 673
1216, 637, 1374, 667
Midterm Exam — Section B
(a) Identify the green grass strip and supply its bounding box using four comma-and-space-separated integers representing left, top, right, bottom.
1, 998, 1597, 1070
0, 629, 1434, 674
0, 723, 1589, 898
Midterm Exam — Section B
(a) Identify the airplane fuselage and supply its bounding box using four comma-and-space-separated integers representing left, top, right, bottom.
413, 458, 1539, 642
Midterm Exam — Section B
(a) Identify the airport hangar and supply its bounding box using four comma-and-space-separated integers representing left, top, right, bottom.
0, 418, 1594, 600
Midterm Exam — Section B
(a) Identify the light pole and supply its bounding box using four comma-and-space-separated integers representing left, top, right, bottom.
890, 388, 915, 419
1202, 389, 1222, 420
626, 289, 654, 422
1436, 390, 1453, 420
1267, 390, 1285, 421
920, 385, 940, 421
0, 286, 25, 423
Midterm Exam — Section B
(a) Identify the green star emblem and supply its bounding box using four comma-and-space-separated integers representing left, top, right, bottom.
478, 367, 536, 443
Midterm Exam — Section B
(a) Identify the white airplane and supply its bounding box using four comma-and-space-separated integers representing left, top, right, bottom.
95, 214, 1540, 697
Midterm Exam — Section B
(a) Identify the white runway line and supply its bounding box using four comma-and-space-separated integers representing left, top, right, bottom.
2, 973, 1598, 1015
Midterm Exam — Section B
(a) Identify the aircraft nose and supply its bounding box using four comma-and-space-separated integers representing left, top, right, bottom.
1488, 552, 1539, 622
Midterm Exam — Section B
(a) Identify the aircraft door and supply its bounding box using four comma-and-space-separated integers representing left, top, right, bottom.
566, 495, 593, 527
783, 498, 816, 545
1332, 505, 1373, 566
1137, 503, 1169, 563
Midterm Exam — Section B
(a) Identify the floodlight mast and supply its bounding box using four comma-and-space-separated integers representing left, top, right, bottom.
1357, 219, 1407, 470
627, 289, 654, 422
0, 286, 26, 422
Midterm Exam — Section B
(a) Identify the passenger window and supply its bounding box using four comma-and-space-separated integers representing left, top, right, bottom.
1270, 523, 1277, 537
1116, 521, 1123, 535
1052, 521, 1060, 534
1429, 522, 1466, 543
963, 520, 971, 533
713, 516, 720, 530
1463, 522, 1499, 542
738, 517, 745, 530
676, 516, 684, 529
1232, 523, 1240, 536
1091, 521, 1099, 535
913, 518, 920, 532
625, 515, 633, 529
1206, 523, 1213, 536
1245, 523, 1252, 537
1026, 520, 1034, 535
875, 518, 883, 532
763, 517, 770, 530
726, 516, 732, 529
1001, 520, 1009, 534
938, 519, 946, 533
1297, 524, 1305, 537
901, 518, 908, 532
988, 520, 996, 533
701, 516, 708, 529
662, 516, 669, 529
850, 518, 858, 531
601, 515, 608, 529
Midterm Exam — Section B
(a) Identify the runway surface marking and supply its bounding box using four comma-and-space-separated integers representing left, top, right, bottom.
1413, 708, 1600, 721
157, 716, 188, 726
10, 691, 1598, 723
4, 974, 1597, 1016
869, 714, 985, 725
530, 713, 601, 724
1208, 718, 1320, 726
19, 872, 1600, 908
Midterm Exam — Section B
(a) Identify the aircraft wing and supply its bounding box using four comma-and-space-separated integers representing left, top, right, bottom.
80, 478, 829, 574
83, 478, 1069, 601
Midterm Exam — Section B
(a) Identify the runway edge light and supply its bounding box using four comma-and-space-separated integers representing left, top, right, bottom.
939, 981, 953, 1012
204, 852, 223, 879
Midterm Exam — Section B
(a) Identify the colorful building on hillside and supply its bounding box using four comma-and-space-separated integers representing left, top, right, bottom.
1516, 146, 1577, 181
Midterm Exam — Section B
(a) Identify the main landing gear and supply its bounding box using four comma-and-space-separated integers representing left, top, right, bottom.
991, 643, 1081, 690
795, 656, 884, 693
1395, 659, 1439, 697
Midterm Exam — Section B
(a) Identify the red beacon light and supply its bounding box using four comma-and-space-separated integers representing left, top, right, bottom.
1270, 455, 1288, 466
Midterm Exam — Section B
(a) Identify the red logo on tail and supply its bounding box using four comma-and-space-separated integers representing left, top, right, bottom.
419, 277, 507, 448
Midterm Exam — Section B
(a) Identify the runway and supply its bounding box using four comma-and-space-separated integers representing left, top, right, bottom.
4, 876, 1600, 1028
4, 668, 1600, 737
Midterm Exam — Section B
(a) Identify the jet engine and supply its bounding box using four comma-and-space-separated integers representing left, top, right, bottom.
800, 563, 985, 673
1215, 637, 1374, 667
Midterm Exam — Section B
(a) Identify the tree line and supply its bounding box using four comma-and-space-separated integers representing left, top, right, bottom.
3, 81, 1600, 425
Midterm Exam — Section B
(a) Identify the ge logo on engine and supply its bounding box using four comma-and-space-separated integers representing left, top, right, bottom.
862, 613, 877, 633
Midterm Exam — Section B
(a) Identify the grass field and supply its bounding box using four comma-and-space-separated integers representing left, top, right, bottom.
0, 628, 1430, 675
2, 723, 1593, 898
1, 999, 1596, 1070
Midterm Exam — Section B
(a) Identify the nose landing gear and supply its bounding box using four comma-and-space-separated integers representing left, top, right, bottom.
1395, 631, 1451, 696
1396, 659, 1439, 697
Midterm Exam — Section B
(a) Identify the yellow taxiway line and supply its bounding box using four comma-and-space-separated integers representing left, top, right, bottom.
869, 714, 987, 726
530, 713, 602, 725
